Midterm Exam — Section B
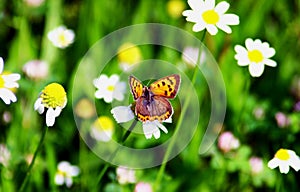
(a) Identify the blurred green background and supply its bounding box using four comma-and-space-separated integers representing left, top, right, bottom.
1, 0, 300, 191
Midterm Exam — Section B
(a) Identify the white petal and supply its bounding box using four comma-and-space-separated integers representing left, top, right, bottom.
103, 93, 113, 103
54, 174, 64, 185
220, 14, 240, 25
182, 10, 193, 17
111, 106, 134, 123
46, 107, 56, 127
70, 166, 80, 176
0, 88, 17, 104
215, 1, 229, 14
205, 0, 215, 10
234, 45, 250, 66
206, 24, 218, 35
143, 122, 160, 139
164, 117, 172, 123
192, 22, 206, 32
264, 59, 277, 67
58, 161, 70, 171
54, 107, 62, 117
153, 129, 161, 139
187, 0, 205, 11
249, 63, 264, 77
155, 121, 168, 134
109, 74, 120, 85
279, 163, 290, 174
287, 151, 300, 171
65, 177, 73, 188
4, 81, 19, 89
245, 38, 255, 50
268, 158, 279, 169
264, 47, 276, 58
216, 23, 232, 34
0, 57, 3, 73
34, 98, 44, 114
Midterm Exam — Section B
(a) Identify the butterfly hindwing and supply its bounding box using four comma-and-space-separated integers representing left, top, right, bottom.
135, 96, 173, 122
129, 75, 143, 100
150, 74, 180, 98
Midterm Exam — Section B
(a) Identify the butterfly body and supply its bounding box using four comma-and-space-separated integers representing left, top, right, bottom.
129, 74, 180, 122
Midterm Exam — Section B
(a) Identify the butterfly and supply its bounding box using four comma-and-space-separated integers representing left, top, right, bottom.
129, 74, 181, 122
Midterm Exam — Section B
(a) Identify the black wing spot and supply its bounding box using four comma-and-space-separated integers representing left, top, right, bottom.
162, 81, 166, 86
157, 84, 160, 87
164, 90, 168, 95
168, 78, 174, 85
169, 88, 173, 92
170, 92, 175, 97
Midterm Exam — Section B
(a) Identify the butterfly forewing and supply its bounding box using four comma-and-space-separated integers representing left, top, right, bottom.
129, 75, 143, 100
150, 74, 180, 98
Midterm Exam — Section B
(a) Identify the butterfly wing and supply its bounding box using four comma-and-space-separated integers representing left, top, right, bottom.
149, 74, 180, 98
135, 96, 173, 122
129, 75, 143, 100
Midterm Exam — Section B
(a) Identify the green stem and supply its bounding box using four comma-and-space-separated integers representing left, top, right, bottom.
154, 30, 207, 191
19, 126, 48, 192
95, 120, 138, 189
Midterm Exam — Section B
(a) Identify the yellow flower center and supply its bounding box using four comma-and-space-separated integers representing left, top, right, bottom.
275, 149, 290, 161
58, 33, 68, 46
118, 43, 142, 65
107, 85, 115, 92
202, 10, 219, 24
248, 49, 264, 63
0, 75, 4, 88
40, 83, 67, 108
94, 116, 114, 131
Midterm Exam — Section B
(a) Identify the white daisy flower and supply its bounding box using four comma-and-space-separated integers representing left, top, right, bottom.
34, 83, 67, 127
234, 38, 277, 77
116, 166, 136, 184
90, 116, 114, 142
111, 105, 135, 123
268, 149, 300, 174
182, 0, 239, 35
47, 26, 75, 49
54, 161, 80, 188
93, 74, 126, 103
142, 118, 172, 139
0, 57, 21, 105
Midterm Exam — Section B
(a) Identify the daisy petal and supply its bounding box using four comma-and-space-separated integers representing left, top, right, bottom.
279, 163, 290, 174
267, 158, 279, 169
221, 14, 240, 25
216, 23, 232, 34
34, 98, 45, 114
111, 106, 134, 123
215, 1, 229, 14
54, 174, 64, 185
249, 63, 264, 77
188, 0, 204, 11
264, 59, 277, 67
46, 107, 57, 127
193, 23, 206, 32
156, 122, 168, 134
205, 0, 215, 10
0, 88, 17, 104
206, 24, 218, 35
245, 38, 255, 50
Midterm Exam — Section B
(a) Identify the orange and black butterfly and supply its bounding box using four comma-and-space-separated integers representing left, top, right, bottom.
129, 74, 181, 122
